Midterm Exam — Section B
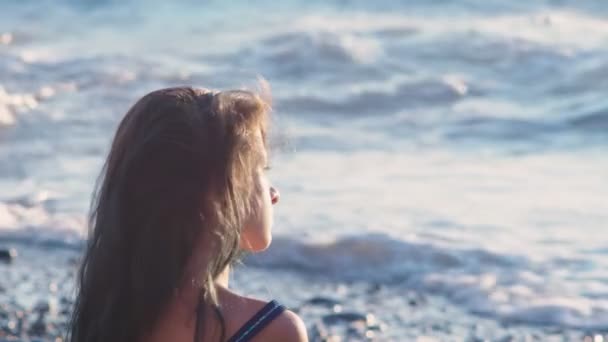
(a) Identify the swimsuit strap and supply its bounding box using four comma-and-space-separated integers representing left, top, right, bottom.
227, 300, 286, 342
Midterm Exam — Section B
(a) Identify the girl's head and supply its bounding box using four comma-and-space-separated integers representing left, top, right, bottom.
70, 86, 278, 342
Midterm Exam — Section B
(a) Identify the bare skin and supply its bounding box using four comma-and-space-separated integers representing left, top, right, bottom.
145, 267, 307, 342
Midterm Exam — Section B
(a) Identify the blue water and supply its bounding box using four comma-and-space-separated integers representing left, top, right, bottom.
1, 0, 607, 331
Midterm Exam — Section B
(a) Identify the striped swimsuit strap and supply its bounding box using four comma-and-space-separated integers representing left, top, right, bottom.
227, 300, 286, 342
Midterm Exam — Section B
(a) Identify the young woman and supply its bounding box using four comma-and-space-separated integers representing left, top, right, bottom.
69, 87, 308, 342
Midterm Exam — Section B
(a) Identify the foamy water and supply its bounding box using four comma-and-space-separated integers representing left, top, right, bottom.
1, 0, 607, 331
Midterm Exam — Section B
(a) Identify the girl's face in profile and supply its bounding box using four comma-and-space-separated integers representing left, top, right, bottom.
240, 132, 280, 252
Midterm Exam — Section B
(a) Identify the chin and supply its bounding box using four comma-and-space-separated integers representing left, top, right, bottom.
254, 236, 272, 252
246, 234, 272, 253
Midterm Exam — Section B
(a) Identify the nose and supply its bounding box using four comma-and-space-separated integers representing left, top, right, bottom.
270, 186, 280, 205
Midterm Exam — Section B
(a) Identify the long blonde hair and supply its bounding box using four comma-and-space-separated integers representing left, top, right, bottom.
70, 86, 270, 342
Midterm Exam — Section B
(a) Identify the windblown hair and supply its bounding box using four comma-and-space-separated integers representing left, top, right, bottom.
69, 86, 270, 342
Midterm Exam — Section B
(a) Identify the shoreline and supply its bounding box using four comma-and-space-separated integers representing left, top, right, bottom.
0, 242, 604, 342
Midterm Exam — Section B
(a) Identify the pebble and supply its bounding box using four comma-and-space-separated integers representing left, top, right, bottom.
5, 319, 16, 332
67, 257, 79, 266
407, 291, 426, 307
346, 325, 364, 337
34, 300, 51, 315
311, 321, 329, 339
348, 320, 367, 333
16, 312, 25, 336
305, 296, 342, 308
29, 317, 47, 336
0, 248, 17, 263
322, 312, 367, 325
60, 296, 72, 306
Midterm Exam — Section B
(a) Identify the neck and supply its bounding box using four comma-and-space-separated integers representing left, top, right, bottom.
177, 231, 233, 308
146, 265, 232, 342
181, 229, 232, 288
171, 265, 231, 320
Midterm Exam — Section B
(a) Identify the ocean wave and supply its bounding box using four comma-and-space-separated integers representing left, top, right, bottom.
247, 234, 608, 330
444, 117, 562, 142
0, 197, 85, 249
570, 108, 608, 131
247, 234, 523, 282
260, 31, 382, 65
3, 202, 608, 330
0, 86, 39, 127
277, 77, 468, 116
215, 30, 387, 81
292, 10, 608, 51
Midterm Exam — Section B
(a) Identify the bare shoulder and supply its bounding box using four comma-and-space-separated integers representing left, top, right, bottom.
217, 287, 308, 341
263, 309, 308, 342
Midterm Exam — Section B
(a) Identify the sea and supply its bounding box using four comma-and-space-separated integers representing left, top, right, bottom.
0, 0, 607, 340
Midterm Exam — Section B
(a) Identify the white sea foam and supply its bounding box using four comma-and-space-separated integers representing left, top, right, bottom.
0, 193, 85, 247
0, 86, 38, 126
0, 104, 16, 126
243, 232, 608, 329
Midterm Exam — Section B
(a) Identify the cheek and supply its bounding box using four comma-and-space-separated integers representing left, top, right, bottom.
240, 177, 273, 252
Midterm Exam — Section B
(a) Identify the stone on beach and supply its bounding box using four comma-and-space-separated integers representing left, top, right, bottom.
0, 248, 17, 263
